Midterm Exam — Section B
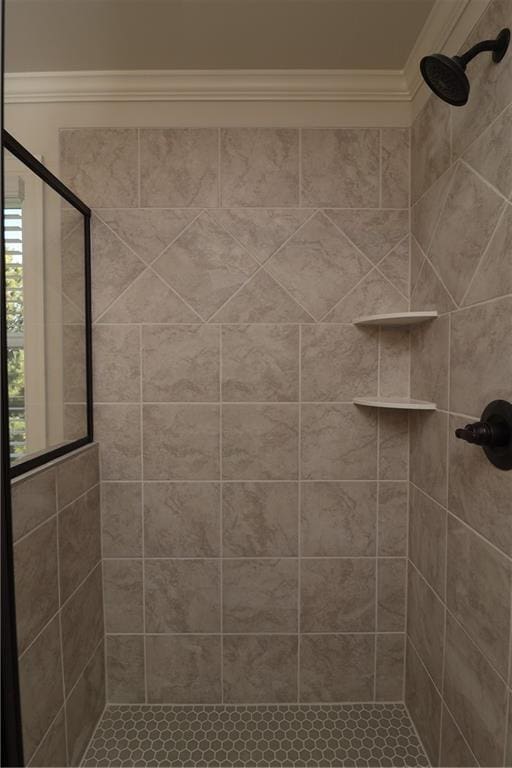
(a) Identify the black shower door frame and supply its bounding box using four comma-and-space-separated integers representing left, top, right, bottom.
1, 37, 94, 763
2, 129, 94, 478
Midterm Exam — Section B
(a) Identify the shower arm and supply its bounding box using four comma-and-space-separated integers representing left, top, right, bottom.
457, 33, 509, 67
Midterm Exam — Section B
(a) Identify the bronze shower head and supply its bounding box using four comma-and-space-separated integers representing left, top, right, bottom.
420, 27, 510, 106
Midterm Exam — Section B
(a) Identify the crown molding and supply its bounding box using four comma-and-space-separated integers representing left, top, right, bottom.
406, 0, 492, 117
4, 0, 492, 113
4, 69, 410, 104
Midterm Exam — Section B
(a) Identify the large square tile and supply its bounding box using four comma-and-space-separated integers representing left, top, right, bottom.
301, 558, 375, 632
140, 129, 218, 207
222, 404, 298, 480
222, 324, 299, 402
301, 482, 376, 557
144, 482, 220, 557
153, 212, 258, 320
223, 636, 298, 703
223, 482, 298, 557
266, 212, 370, 320
145, 559, 220, 633
146, 636, 221, 703
223, 558, 298, 633
60, 128, 138, 208
301, 404, 377, 480
301, 129, 379, 207
300, 635, 374, 702
301, 325, 378, 401
220, 129, 299, 206
103, 559, 143, 633
143, 404, 219, 480
142, 325, 219, 402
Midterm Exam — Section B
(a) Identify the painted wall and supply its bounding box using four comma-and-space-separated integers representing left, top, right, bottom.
58, 125, 411, 704
406, 0, 512, 764
11, 444, 104, 767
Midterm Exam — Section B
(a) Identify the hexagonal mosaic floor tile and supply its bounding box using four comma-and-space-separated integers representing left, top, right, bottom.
82, 703, 429, 767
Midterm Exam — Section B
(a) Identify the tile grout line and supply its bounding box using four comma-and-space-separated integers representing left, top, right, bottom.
218, 128, 222, 207
106, 630, 414, 637
79, 701, 109, 768
298, 128, 303, 208
140, 322, 149, 705
378, 129, 383, 210
297, 324, 302, 703
137, 129, 141, 208
404, 123, 411, 707
219, 323, 224, 703
207, 208, 319, 323
13, 480, 100, 547
406, 633, 478, 768
55, 470, 71, 768
102, 555, 406, 561
92, 209, 204, 324
410, 478, 512, 567
459, 156, 512, 206
17, 559, 103, 664
323, 210, 410, 305
103, 479, 409, 485
409, 557, 511, 692
503, 587, 512, 766
98, 422, 109, 713
458, 199, 508, 308
374, 325, 382, 701
436, 497, 449, 766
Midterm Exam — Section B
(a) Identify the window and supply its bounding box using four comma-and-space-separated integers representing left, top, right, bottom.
3, 132, 92, 477
4, 196, 25, 460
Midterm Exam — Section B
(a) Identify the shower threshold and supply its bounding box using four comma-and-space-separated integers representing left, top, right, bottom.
82, 702, 429, 767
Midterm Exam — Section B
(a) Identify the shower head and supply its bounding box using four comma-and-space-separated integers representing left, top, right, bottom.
420, 27, 510, 106
420, 54, 470, 106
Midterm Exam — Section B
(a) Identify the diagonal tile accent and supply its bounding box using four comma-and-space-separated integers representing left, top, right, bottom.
152, 211, 259, 320
410, 237, 426, 297
96, 209, 199, 264
429, 162, 504, 304
463, 104, 512, 199
91, 218, 145, 320
62, 294, 85, 323
411, 166, 455, 255
211, 269, 313, 323
265, 211, 371, 320
61, 223, 86, 310
97, 269, 200, 324
463, 203, 512, 306
324, 269, 407, 323
411, 256, 457, 315
379, 236, 410, 298
325, 209, 409, 264
210, 208, 313, 263
61, 209, 83, 240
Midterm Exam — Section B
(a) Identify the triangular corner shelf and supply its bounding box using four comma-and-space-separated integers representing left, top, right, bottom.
353, 311, 438, 327
353, 397, 437, 410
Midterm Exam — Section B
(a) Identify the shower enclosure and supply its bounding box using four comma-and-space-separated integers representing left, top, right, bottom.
2, 0, 512, 766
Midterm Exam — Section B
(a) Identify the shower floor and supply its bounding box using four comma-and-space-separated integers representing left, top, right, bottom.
82, 703, 429, 767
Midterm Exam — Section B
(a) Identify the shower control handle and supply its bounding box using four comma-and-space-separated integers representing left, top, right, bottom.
454, 400, 512, 470
455, 420, 508, 447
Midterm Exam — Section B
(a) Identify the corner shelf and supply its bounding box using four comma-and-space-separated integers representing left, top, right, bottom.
353, 397, 437, 410
353, 311, 438, 327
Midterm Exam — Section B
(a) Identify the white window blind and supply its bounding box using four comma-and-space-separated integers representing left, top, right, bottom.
5, 176, 26, 459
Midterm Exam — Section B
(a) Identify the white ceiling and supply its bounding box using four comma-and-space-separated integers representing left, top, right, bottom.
6, 0, 435, 73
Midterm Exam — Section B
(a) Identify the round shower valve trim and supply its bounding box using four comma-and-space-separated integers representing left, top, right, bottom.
455, 400, 512, 470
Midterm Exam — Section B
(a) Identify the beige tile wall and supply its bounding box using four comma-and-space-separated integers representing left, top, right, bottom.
11, 444, 104, 767
407, 0, 512, 764
60, 123, 411, 705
